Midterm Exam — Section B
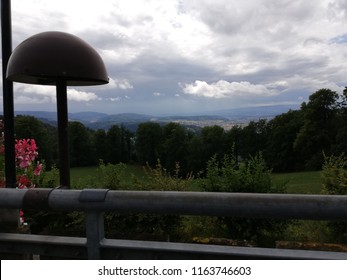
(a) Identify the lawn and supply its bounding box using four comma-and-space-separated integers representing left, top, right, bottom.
70, 165, 324, 194
70, 164, 147, 188
70, 166, 98, 188
271, 171, 323, 194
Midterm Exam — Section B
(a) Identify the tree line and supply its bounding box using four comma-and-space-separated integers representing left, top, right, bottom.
8, 87, 347, 174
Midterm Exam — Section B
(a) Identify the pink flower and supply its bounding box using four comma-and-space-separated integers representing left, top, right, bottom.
34, 163, 43, 176
17, 175, 29, 189
19, 210, 25, 224
15, 139, 39, 170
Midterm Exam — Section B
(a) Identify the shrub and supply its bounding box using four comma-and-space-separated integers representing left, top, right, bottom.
322, 153, 347, 195
96, 160, 127, 190
200, 152, 287, 245
321, 153, 347, 243
114, 160, 195, 241
139, 160, 193, 191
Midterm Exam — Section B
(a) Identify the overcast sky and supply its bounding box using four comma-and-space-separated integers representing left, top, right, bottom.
1, 0, 347, 115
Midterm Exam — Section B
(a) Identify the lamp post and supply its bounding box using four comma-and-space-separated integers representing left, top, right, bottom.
1, 0, 16, 189
6, 31, 109, 188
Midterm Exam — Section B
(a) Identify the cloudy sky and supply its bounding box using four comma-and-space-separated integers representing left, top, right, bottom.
1, 0, 347, 115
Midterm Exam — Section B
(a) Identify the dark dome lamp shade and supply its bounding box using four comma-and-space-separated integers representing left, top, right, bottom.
6, 31, 109, 188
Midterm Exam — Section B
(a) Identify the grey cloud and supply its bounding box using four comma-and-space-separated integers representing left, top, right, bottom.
3, 0, 347, 115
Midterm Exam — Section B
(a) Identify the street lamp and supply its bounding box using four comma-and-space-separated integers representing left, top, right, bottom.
6, 31, 109, 188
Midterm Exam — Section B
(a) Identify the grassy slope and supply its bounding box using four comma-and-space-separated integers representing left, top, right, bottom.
272, 171, 322, 194
70, 165, 323, 194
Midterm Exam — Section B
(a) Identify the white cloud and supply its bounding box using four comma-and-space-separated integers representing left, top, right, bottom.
20, 84, 55, 97
14, 95, 52, 105
14, 84, 56, 103
181, 80, 277, 99
108, 78, 134, 90
67, 89, 100, 102
108, 97, 121, 102
12, 84, 101, 104
153, 92, 164, 97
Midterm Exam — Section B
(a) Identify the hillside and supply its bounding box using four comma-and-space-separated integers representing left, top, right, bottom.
7, 104, 299, 131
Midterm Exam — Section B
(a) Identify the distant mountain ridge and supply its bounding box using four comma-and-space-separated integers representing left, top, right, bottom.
7, 104, 300, 131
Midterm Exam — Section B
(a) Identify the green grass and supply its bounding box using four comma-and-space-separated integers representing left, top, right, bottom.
70, 165, 324, 194
272, 171, 323, 194
70, 166, 98, 188
70, 164, 147, 188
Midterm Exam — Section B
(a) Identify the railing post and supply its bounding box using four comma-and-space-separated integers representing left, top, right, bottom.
85, 211, 104, 260
79, 189, 109, 259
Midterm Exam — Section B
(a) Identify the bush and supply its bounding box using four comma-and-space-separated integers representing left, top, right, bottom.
321, 153, 347, 243
96, 160, 127, 190
200, 152, 287, 245
115, 160, 195, 241
139, 160, 193, 191
203, 153, 271, 192
322, 153, 347, 195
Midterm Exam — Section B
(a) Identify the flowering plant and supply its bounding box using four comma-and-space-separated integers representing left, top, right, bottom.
0, 121, 44, 225
0, 121, 43, 189
0, 137, 43, 189
14, 139, 43, 189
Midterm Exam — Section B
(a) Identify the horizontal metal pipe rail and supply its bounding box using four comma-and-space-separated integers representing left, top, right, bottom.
2, 188, 347, 219
1, 188, 347, 259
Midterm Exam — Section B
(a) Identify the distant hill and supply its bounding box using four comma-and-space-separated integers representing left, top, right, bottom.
206, 104, 301, 121
5, 104, 299, 132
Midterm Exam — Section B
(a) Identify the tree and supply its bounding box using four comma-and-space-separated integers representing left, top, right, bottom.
68, 121, 94, 167
135, 122, 162, 166
119, 125, 133, 163
294, 89, 339, 169
265, 110, 304, 172
239, 119, 268, 159
186, 133, 204, 175
334, 86, 347, 155
199, 125, 226, 165
93, 129, 108, 162
224, 125, 243, 164
161, 122, 189, 174
106, 125, 122, 164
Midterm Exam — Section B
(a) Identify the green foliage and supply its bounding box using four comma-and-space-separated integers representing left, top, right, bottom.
265, 110, 304, 172
101, 160, 193, 241
200, 125, 226, 164
179, 216, 228, 242
68, 121, 95, 167
202, 152, 284, 193
139, 160, 193, 191
283, 220, 333, 243
135, 122, 163, 166
93, 129, 108, 162
201, 151, 287, 245
321, 153, 347, 242
239, 119, 268, 159
39, 165, 59, 188
96, 160, 127, 190
321, 153, 347, 195
161, 122, 190, 175
294, 88, 339, 170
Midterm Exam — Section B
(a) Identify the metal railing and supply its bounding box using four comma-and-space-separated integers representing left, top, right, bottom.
1, 187, 347, 259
